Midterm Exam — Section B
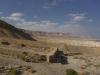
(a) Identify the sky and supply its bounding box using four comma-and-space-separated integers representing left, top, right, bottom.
0, 0, 100, 39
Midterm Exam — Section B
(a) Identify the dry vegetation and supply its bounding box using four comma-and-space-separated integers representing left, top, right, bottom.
2, 19, 100, 75
0, 24, 100, 75
0, 36, 100, 75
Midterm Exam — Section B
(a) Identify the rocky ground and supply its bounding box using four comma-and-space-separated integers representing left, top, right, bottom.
0, 19, 100, 75
0, 54, 100, 75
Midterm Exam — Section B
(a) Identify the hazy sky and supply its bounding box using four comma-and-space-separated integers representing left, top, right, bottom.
0, 0, 100, 38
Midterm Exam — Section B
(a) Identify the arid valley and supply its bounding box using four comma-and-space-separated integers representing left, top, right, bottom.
0, 20, 100, 75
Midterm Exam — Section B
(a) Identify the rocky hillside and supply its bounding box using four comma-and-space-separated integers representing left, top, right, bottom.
23, 30, 85, 39
0, 20, 36, 41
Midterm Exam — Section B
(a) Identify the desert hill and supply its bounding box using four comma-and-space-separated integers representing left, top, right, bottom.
0, 20, 36, 41
23, 30, 83, 39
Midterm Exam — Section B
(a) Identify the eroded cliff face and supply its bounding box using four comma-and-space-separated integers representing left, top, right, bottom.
0, 20, 36, 41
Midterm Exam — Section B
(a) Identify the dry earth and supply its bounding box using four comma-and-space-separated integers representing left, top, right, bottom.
0, 36, 100, 75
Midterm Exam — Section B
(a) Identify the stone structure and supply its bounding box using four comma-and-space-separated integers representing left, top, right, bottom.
38, 48, 68, 64
49, 48, 68, 64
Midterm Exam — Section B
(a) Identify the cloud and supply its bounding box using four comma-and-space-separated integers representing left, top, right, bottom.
10, 12, 24, 17
1, 16, 24, 22
68, 13, 85, 21
0, 12, 3, 15
72, 15, 85, 22
17, 20, 58, 32
43, 0, 64, 9
0, 12, 91, 36
16, 19, 86, 35
1, 12, 24, 22
33, 16, 38, 18
68, 13, 93, 23
57, 23, 86, 35
88, 19, 93, 22
43, 0, 77, 9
